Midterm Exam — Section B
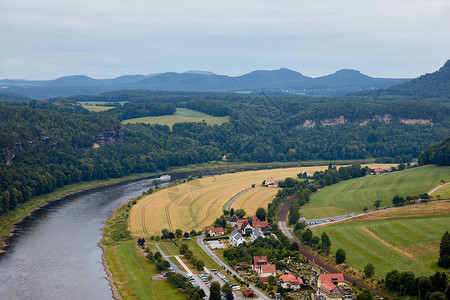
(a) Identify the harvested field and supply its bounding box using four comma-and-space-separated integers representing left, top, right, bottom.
229, 186, 279, 216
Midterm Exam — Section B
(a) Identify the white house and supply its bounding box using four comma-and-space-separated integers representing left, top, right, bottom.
250, 227, 265, 242
209, 227, 224, 237
229, 230, 246, 246
279, 273, 303, 290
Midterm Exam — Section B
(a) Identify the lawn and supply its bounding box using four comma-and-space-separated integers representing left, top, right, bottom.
229, 186, 280, 216
433, 184, 450, 199
311, 213, 450, 277
106, 240, 188, 300
122, 108, 230, 129
303, 166, 450, 219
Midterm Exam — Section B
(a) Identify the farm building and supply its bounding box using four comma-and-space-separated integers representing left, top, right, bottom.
264, 177, 279, 187
371, 167, 383, 175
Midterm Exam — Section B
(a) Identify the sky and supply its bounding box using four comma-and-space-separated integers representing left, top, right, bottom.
0, 0, 449, 80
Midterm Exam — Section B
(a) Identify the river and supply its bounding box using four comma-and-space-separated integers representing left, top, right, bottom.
0, 177, 160, 300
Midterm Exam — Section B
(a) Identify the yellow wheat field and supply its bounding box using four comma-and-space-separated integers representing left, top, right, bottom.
229, 187, 279, 217
129, 164, 394, 236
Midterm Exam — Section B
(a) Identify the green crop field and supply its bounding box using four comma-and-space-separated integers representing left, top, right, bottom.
122, 108, 229, 129
311, 213, 450, 277
302, 166, 450, 219
434, 184, 450, 199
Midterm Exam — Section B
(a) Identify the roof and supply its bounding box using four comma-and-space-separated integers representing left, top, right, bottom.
227, 214, 238, 222
243, 289, 255, 296
250, 216, 259, 222
253, 256, 268, 266
210, 227, 224, 233
252, 220, 269, 229
319, 273, 345, 284
231, 230, 244, 240
260, 264, 276, 273
320, 282, 338, 295
252, 227, 264, 238
237, 219, 247, 224
241, 220, 250, 229
373, 168, 383, 172
280, 273, 303, 285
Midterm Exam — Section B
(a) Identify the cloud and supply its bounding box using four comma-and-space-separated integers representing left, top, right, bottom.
0, 0, 449, 79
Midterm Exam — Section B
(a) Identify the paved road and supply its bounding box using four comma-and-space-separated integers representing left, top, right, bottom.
197, 235, 269, 300
155, 243, 185, 274
225, 185, 263, 211
306, 199, 450, 228
278, 197, 393, 299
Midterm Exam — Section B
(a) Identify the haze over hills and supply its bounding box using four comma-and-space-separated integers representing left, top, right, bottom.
354, 60, 450, 99
0, 68, 409, 99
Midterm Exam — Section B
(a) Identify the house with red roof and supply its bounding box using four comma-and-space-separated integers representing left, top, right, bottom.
371, 167, 384, 175
317, 273, 346, 300
279, 273, 303, 290
252, 220, 270, 231
259, 264, 277, 279
209, 227, 224, 237
253, 256, 268, 270
243, 289, 255, 297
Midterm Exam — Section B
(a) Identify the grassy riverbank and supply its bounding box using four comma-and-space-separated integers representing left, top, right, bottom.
101, 195, 188, 300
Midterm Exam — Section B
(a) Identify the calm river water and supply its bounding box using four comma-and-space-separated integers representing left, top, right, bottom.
0, 177, 160, 300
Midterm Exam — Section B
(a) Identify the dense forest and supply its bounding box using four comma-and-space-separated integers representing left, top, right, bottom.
0, 89, 449, 216
419, 136, 450, 166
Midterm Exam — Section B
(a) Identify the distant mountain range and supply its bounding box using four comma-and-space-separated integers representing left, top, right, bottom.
354, 60, 450, 99
0, 68, 410, 99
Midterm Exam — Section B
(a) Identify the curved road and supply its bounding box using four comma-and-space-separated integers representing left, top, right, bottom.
277, 197, 392, 299
224, 185, 263, 211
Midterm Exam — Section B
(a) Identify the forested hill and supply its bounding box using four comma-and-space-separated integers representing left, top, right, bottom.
419, 136, 450, 166
1, 68, 408, 99
1, 95, 449, 216
353, 60, 450, 99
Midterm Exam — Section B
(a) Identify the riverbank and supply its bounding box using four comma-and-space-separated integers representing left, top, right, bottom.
1, 158, 375, 251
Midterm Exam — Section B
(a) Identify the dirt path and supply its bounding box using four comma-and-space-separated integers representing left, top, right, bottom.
361, 226, 414, 258
428, 182, 450, 195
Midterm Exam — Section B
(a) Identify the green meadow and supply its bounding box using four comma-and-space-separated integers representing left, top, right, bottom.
301, 166, 450, 219
311, 213, 450, 277
122, 108, 229, 130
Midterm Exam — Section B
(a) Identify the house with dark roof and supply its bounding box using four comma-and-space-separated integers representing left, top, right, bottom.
241, 220, 253, 234
250, 227, 265, 242
279, 273, 303, 290
227, 214, 239, 226
229, 230, 246, 246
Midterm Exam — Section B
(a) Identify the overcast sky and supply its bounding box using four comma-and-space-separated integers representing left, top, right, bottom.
1, 0, 449, 80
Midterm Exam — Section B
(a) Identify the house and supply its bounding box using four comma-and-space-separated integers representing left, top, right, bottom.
250, 216, 259, 224
253, 256, 268, 270
279, 273, 303, 290
252, 220, 270, 231
241, 220, 253, 234
264, 177, 279, 187
317, 273, 345, 288
234, 264, 248, 271
259, 264, 277, 278
371, 168, 383, 175
229, 230, 246, 246
209, 227, 224, 237
227, 214, 239, 226
317, 273, 346, 300
318, 281, 344, 300
243, 289, 255, 298
250, 227, 265, 242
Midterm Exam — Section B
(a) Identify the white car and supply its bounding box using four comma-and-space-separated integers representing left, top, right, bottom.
232, 286, 241, 291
